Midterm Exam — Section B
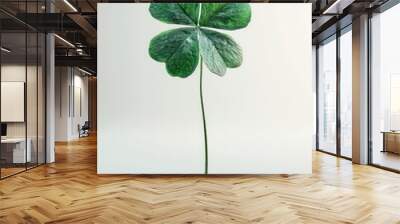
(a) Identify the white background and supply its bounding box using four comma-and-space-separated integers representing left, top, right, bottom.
98, 3, 312, 174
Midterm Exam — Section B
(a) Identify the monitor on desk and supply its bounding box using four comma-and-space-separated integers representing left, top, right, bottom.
1, 123, 7, 138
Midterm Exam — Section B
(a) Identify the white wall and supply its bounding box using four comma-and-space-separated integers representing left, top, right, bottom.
55, 67, 69, 141
98, 3, 312, 174
71, 73, 89, 138
55, 67, 89, 141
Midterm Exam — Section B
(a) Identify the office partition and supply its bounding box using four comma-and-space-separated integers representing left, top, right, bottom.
0, 1, 47, 179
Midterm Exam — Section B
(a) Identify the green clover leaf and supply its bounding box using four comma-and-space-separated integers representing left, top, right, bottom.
148, 3, 251, 174
149, 27, 199, 77
199, 3, 252, 30
149, 3, 251, 77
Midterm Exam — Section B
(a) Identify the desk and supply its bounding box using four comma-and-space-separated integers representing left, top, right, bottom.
1, 138, 31, 163
382, 131, 400, 154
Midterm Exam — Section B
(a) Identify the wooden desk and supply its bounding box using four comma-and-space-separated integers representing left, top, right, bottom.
382, 131, 400, 154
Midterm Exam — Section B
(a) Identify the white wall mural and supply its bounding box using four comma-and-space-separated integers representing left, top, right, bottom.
98, 3, 312, 174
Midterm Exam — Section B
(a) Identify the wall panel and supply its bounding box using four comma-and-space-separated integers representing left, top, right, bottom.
98, 3, 312, 174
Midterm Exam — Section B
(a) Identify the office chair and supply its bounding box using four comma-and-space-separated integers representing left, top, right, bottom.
79, 121, 90, 138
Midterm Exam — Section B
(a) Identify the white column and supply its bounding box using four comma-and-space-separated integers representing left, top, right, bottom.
46, 32, 55, 163
352, 14, 369, 164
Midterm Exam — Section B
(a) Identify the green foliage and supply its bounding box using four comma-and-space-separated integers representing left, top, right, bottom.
149, 3, 251, 77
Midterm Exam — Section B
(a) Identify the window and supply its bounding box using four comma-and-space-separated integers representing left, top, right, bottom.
317, 36, 337, 154
370, 3, 400, 171
340, 29, 352, 158
316, 26, 353, 159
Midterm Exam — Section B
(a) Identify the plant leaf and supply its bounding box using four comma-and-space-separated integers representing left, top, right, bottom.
149, 3, 199, 26
149, 28, 199, 78
199, 28, 242, 76
199, 3, 251, 31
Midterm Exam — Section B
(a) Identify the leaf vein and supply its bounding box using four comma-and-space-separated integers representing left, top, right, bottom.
177, 4, 198, 25
200, 29, 227, 68
166, 29, 197, 64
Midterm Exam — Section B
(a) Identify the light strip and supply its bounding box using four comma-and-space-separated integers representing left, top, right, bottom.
1, 47, 11, 53
78, 67, 93, 76
63, 0, 78, 12
54, 34, 75, 48
322, 0, 343, 14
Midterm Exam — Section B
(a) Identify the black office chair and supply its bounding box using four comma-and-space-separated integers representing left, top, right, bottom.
79, 121, 90, 138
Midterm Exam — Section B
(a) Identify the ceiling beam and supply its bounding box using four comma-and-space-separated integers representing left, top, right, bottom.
67, 13, 97, 39
55, 55, 96, 69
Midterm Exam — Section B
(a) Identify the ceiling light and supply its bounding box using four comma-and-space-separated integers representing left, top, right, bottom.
322, 0, 354, 15
54, 34, 75, 48
63, 0, 78, 12
1, 47, 11, 53
76, 48, 85, 55
78, 67, 93, 76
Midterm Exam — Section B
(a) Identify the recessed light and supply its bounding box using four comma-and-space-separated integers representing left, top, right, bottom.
1, 47, 11, 53
78, 67, 93, 76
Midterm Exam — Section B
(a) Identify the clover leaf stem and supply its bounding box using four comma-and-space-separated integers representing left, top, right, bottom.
199, 56, 208, 174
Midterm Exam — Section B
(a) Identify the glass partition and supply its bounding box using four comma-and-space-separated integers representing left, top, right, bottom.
0, 31, 27, 177
27, 31, 38, 169
0, 2, 46, 179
